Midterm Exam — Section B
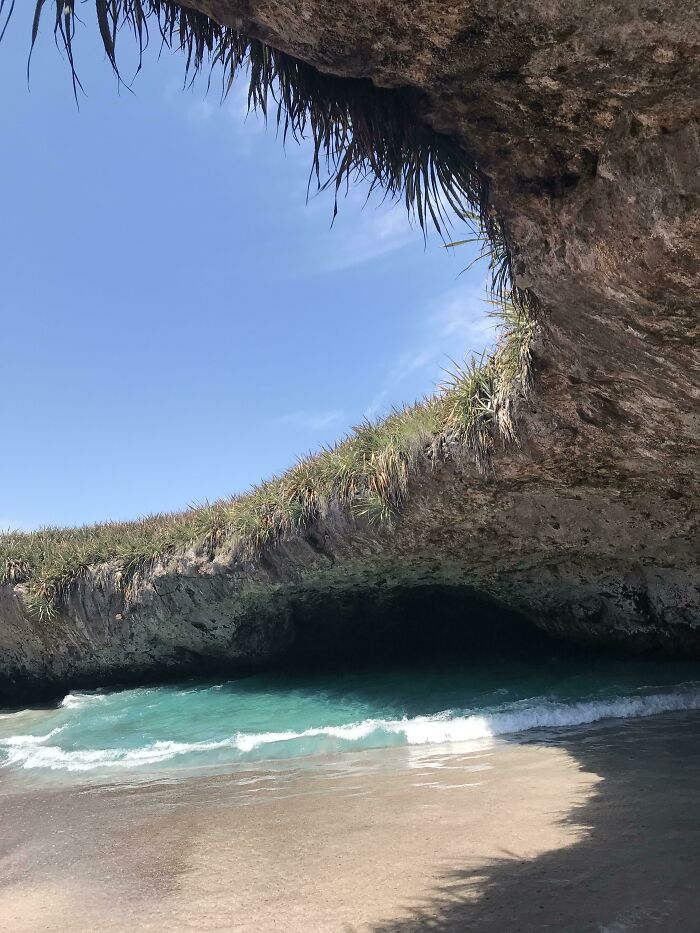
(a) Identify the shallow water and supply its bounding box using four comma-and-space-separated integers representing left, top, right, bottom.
2, 652, 700, 785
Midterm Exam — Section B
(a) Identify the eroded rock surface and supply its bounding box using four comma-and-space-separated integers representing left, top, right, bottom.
1, 1, 698, 702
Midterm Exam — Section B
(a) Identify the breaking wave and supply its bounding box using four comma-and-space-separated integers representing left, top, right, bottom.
3, 689, 700, 774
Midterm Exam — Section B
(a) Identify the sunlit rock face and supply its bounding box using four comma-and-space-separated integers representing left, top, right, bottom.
1, 1, 698, 703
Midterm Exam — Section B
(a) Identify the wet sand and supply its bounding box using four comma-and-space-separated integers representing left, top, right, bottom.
1, 712, 699, 932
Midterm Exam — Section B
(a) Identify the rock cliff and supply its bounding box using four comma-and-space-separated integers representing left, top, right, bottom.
1, 0, 698, 703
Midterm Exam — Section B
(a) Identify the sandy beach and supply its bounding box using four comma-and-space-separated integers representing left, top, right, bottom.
1, 712, 699, 932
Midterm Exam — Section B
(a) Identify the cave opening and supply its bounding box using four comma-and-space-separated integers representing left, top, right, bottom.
283, 583, 570, 672
264, 583, 700, 735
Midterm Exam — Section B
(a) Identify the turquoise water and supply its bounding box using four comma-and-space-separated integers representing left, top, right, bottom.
2, 654, 700, 783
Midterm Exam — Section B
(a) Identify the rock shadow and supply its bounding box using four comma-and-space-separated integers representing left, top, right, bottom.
370, 712, 700, 932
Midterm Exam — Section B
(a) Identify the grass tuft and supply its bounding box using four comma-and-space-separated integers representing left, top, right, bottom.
441, 297, 535, 465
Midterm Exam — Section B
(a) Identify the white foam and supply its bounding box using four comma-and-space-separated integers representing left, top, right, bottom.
230, 689, 700, 752
233, 720, 383, 753
3, 689, 700, 773
0, 727, 65, 746
2, 736, 236, 772
60, 692, 108, 710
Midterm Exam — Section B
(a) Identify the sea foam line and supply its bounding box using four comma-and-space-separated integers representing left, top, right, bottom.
60, 692, 109, 710
2, 688, 700, 772
233, 688, 700, 750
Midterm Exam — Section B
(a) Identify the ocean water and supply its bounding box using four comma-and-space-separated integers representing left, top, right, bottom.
2, 654, 700, 785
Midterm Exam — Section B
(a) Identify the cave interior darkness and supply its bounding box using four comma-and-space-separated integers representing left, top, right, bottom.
283, 583, 591, 672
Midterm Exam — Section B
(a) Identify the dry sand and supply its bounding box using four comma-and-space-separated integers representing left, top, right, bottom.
1, 712, 699, 932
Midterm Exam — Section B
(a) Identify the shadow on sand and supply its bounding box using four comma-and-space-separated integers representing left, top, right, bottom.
371, 713, 700, 932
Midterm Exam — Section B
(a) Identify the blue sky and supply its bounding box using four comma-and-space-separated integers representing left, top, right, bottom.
0, 6, 491, 531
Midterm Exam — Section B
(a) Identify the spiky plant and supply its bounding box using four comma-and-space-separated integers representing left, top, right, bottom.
440, 292, 535, 465
441, 356, 496, 467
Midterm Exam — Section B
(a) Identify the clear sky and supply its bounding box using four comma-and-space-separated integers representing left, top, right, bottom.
0, 6, 491, 532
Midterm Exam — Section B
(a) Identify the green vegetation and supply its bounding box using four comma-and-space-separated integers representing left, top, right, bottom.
0, 301, 534, 621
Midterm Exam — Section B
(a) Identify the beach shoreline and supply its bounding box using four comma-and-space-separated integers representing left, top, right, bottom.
2, 711, 700, 931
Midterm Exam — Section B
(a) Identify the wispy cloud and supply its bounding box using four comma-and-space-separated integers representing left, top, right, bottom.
430, 286, 498, 358
326, 209, 415, 271
364, 283, 497, 419
168, 76, 267, 153
275, 409, 343, 432
309, 191, 419, 272
186, 97, 216, 123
